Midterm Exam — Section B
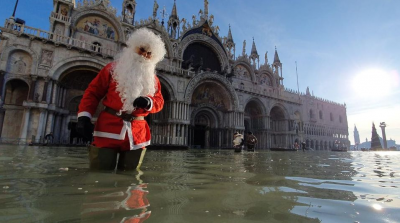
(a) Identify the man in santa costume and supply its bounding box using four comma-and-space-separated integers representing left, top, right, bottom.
76, 28, 166, 171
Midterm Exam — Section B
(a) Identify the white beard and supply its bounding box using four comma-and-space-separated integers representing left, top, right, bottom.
113, 51, 157, 112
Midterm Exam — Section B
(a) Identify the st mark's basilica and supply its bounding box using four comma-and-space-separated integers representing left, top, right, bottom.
0, 0, 349, 150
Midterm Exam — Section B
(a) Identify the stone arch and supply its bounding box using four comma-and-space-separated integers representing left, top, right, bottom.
190, 106, 221, 148
157, 74, 176, 101
232, 60, 255, 82
269, 103, 289, 119
257, 70, 274, 87
269, 103, 290, 148
179, 33, 229, 71
1, 46, 38, 75
50, 56, 107, 80
191, 106, 221, 128
185, 72, 239, 111
244, 97, 267, 131
71, 10, 125, 42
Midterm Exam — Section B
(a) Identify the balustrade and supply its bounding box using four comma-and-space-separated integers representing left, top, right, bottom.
51, 12, 71, 23
4, 19, 116, 57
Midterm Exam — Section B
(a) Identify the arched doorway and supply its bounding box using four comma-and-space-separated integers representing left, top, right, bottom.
190, 109, 219, 148
59, 66, 100, 143
270, 105, 287, 148
1, 79, 29, 138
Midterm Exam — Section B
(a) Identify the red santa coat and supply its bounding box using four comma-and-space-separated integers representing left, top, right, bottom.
78, 62, 164, 150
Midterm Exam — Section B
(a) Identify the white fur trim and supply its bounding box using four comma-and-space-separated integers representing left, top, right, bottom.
93, 121, 150, 150
145, 97, 153, 111
78, 111, 92, 119
93, 123, 127, 140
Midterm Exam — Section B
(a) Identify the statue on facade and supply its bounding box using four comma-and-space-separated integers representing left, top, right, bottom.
191, 57, 203, 73
204, 0, 209, 17
182, 54, 194, 69
181, 18, 187, 32
192, 14, 196, 26
209, 14, 214, 26
198, 9, 203, 18
242, 40, 246, 56
153, 0, 159, 19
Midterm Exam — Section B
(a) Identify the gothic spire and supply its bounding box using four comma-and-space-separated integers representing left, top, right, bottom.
251, 37, 258, 56
273, 46, 281, 63
169, 0, 178, 20
167, 0, 180, 39
227, 24, 233, 43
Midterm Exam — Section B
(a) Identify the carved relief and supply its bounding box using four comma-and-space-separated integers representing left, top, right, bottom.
14, 58, 27, 74
40, 50, 53, 67
234, 65, 251, 80
257, 73, 272, 86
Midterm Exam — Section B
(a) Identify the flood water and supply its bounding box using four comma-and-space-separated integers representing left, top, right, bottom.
0, 145, 399, 223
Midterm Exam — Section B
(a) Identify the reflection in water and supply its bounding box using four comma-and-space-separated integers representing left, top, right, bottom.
0, 145, 399, 223
81, 171, 151, 222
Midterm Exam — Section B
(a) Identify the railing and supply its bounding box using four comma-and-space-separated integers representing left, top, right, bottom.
51, 12, 71, 23
4, 19, 117, 57
156, 63, 195, 77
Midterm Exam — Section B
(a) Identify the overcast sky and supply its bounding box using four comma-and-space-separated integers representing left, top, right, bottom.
1, 0, 399, 145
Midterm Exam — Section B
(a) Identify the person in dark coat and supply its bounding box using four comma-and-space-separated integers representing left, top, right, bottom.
246, 132, 258, 151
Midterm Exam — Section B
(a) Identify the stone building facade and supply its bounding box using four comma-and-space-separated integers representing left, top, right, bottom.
0, 0, 349, 149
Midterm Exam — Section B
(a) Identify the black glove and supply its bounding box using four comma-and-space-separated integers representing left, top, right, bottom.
133, 97, 151, 109
76, 116, 94, 142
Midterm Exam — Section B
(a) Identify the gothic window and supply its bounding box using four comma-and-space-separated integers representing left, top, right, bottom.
339, 115, 342, 123
309, 109, 313, 119
319, 110, 323, 119
330, 113, 334, 121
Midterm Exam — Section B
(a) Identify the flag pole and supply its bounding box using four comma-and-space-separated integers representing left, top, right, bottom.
296, 61, 300, 100
12, 0, 19, 18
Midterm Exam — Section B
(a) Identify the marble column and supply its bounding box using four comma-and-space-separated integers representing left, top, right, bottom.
45, 111, 55, 134
28, 75, 38, 101
19, 107, 31, 142
51, 81, 58, 105
35, 109, 47, 141
41, 78, 49, 103
0, 71, 5, 103
48, 80, 54, 104
0, 109, 5, 137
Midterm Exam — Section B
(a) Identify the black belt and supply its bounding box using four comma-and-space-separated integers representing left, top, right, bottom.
104, 106, 144, 122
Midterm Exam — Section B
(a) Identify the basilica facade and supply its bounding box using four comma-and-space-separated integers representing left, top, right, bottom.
0, 0, 349, 150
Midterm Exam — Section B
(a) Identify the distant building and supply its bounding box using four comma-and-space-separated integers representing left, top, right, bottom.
354, 125, 360, 149
0, 0, 349, 149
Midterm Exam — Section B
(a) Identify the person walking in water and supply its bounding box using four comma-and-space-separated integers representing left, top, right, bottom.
76, 28, 166, 171
246, 131, 257, 151
301, 142, 306, 152
233, 132, 244, 152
